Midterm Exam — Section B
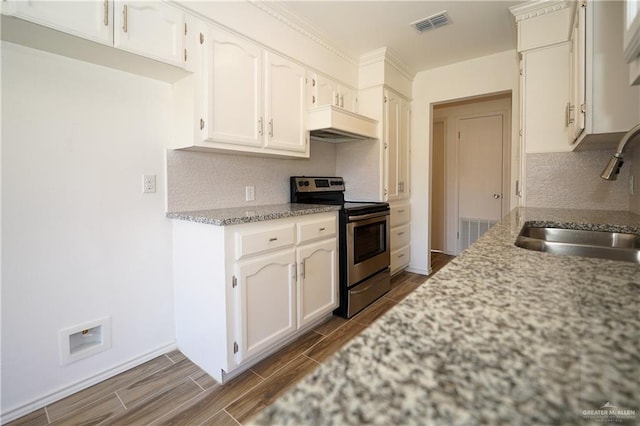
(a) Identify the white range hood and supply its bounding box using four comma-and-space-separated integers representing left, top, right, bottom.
307, 105, 378, 142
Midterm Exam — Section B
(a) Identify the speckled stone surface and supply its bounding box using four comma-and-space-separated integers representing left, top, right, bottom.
166, 203, 340, 226
253, 207, 640, 425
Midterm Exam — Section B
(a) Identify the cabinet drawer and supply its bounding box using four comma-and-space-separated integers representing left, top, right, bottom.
235, 224, 295, 259
390, 245, 410, 273
390, 224, 410, 251
390, 204, 410, 227
297, 216, 336, 243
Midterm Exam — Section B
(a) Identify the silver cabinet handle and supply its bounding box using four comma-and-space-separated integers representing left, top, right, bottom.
103, 0, 109, 26
269, 237, 278, 242
565, 102, 575, 126
319, 227, 326, 231
397, 209, 405, 213
312, 95, 316, 104
268, 119, 273, 137
200, 118, 204, 130
122, 4, 128, 33
397, 232, 405, 236
398, 253, 405, 258
340, 95, 344, 108
184, 49, 187, 62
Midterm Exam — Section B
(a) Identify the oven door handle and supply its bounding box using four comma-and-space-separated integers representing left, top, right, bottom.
347, 211, 390, 222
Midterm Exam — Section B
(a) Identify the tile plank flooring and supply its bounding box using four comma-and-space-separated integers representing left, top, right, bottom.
9, 253, 453, 426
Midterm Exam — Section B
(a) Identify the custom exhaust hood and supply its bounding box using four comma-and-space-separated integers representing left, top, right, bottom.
307, 105, 378, 142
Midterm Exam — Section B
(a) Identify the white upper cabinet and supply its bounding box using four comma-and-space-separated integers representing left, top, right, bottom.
4, 1, 113, 45
308, 73, 358, 113
385, 88, 411, 201
203, 27, 263, 147
2, 0, 190, 81
624, 0, 640, 84
113, 1, 183, 67
190, 25, 309, 158
264, 52, 307, 153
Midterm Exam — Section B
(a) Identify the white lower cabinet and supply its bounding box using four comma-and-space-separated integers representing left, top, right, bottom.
297, 238, 338, 328
390, 201, 411, 275
173, 212, 337, 382
236, 249, 296, 363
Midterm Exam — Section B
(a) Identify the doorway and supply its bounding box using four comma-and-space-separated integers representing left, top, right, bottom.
430, 94, 511, 256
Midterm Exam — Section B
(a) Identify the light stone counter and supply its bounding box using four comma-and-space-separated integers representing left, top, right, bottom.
166, 203, 340, 226
253, 207, 640, 425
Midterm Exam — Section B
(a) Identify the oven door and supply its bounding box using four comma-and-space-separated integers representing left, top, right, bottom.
346, 211, 390, 287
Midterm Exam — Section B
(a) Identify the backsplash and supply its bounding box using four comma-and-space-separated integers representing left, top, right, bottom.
526, 150, 631, 211
167, 142, 337, 212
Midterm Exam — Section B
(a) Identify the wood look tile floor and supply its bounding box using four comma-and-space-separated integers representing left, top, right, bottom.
9, 254, 454, 426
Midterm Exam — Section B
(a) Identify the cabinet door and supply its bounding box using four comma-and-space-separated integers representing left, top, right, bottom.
264, 52, 307, 153
568, 2, 586, 143
398, 99, 411, 198
384, 90, 400, 201
338, 85, 359, 113
202, 27, 263, 147
113, 1, 183, 66
5, 0, 112, 45
312, 74, 339, 108
296, 239, 338, 328
522, 43, 571, 153
235, 249, 296, 362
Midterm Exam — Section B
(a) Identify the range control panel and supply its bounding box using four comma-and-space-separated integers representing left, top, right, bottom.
291, 176, 345, 192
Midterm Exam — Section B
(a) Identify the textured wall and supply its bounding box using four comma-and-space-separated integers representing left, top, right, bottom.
525, 150, 630, 211
167, 142, 337, 212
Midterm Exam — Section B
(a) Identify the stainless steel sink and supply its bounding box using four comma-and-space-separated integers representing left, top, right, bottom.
515, 225, 640, 263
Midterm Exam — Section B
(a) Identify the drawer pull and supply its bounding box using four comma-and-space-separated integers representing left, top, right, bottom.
397, 232, 405, 236
319, 227, 326, 231
398, 254, 405, 258
397, 209, 405, 213
269, 237, 278, 242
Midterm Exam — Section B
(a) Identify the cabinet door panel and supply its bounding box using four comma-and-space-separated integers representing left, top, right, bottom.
6, 1, 112, 45
297, 239, 338, 328
339, 85, 358, 113
385, 91, 400, 200
114, 1, 183, 66
236, 250, 296, 362
398, 99, 410, 197
314, 74, 339, 107
264, 52, 307, 152
203, 28, 263, 147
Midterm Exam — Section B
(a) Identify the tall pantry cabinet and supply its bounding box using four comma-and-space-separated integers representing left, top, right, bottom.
359, 84, 412, 275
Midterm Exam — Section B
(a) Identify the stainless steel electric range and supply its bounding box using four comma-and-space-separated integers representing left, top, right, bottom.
290, 176, 391, 318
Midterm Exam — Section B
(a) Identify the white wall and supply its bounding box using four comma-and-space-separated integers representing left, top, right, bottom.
411, 50, 520, 274
167, 143, 337, 212
1, 42, 175, 419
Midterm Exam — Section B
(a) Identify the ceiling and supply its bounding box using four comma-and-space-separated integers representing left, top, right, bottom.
272, 0, 522, 74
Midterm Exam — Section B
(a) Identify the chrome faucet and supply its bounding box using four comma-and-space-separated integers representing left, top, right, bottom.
600, 122, 640, 180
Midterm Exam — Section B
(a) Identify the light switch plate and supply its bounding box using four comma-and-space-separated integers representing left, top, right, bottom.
245, 185, 255, 201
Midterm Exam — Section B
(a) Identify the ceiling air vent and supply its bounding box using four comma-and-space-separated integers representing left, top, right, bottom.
410, 11, 452, 33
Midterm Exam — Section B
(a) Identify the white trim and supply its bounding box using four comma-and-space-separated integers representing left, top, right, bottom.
359, 47, 416, 81
405, 266, 429, 276
510, 0, 573, 22
1, 342, 177, 424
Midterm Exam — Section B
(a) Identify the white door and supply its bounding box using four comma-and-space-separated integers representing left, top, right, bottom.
203, 27, 263, 147
264, 52, 307, 153
457, 114, 504, 252
235, 249, 296, 363
6, 1, 113, 45
431, 120, 446, 252
113, 1, 183, 66
296, 239, 338, 328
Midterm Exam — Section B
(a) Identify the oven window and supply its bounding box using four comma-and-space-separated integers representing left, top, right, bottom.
353, 221, 386, 264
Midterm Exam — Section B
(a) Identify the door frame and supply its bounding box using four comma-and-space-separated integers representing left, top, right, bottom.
431, 96, 512, 257
453, 110, 511, 254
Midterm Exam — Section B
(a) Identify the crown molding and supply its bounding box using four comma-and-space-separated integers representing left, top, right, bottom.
248, 0, 358, 66
509, 0, 573, 22
359, 47, 416, 81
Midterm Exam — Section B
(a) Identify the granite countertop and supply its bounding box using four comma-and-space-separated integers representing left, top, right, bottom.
254, 207, 640, 425
166, 203, 341, 226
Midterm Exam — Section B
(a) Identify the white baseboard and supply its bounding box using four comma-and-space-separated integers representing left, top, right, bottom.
1, 342, 177, 424
405, 266, 429, 276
